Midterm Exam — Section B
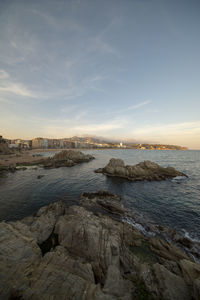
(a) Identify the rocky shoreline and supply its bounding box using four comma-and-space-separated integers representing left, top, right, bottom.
0, 150, 94, 174
95, 158, 187, 181
0, 191, 199, 300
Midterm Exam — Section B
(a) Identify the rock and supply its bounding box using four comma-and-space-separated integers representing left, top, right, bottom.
153, 263, 191, 300
179, 259, 200, 284
103, 265, 133, 299
37, 175, 44, 179
175, 236, 193, 248
22, 202, 66, 244
149, 237, 188, 261
0, 221, 41, 299
0, 194, 198, 299
193, 278, 200, 300
80, 190, 126, 217
43, 150, 95, 169
95, 158, 187, 181
53, 149, 94, 163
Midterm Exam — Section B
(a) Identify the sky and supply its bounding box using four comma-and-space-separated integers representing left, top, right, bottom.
0, 0, 200, 149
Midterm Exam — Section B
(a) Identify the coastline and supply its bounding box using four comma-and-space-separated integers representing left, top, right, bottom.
0, 147, 191, 168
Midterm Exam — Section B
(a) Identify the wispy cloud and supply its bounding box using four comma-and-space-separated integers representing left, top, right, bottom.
91, 36, 121, 58
41, 118, 126, 138
0, 70, 9, 79
130, 121, 200, 148
0, 69, 36, 98
74, 119, 125, 133
132, 121, 200, 136
74, 111, 88, 121
104, 100, 151, 115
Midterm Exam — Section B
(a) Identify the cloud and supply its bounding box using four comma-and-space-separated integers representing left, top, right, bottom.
0, 83, 36, 98
105, 100, 151, 115
40, 118, 126, 138
131, 121, 200, 148
0, 69, 36, 98
74, 111, 88, 121
74, 120, 124, 133
89, 36, 121, 58
132, 121, 200, 136
0, 70, 9, 79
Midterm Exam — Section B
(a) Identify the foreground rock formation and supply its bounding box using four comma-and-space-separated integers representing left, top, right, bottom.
0, 191, 199, 300
95, 158, 187, 181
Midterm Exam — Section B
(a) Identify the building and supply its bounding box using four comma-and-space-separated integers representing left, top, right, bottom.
32, 138, 45, 149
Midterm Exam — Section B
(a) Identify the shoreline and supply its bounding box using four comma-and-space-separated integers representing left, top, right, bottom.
0, 147, 191, 168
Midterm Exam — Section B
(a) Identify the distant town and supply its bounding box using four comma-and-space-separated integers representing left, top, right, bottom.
0, 135, 187, 151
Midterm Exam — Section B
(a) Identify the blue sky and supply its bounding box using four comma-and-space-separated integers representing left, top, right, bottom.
0, 0, 200, 148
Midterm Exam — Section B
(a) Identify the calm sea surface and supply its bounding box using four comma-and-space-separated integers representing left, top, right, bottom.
0, 149, 200, 240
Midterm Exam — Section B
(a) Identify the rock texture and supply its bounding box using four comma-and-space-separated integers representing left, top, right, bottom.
0, 191, 199, 299
95, 158, 187, 181
43, 150, 95, 168
0, 150, 94, 174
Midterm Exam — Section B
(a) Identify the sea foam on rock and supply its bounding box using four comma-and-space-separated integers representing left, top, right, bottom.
95, 158, 187, 181
0, 191, 199, 300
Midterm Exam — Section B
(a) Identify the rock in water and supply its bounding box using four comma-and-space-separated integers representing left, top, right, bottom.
43, 150, 95, 168
0, 192, 199, 299
95, 158, 187, 181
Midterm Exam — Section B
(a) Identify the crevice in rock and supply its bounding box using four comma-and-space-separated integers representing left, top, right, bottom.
38, 232, 59, 256
9, 291, 23, 300
92, 265, 105, 287
93, 270, 99, 285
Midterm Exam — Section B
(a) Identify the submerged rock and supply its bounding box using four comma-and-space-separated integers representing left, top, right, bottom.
0, 191, 199, 299
37, 174, 44, 179
95, 158, 187, 181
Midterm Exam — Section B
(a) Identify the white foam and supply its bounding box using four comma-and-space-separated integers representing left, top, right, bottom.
122, 216, 155, 237
172, 176, 186, 181
182, 229, 200, 243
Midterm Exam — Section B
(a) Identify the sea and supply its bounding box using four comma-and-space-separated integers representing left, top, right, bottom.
0, 149, 200, 241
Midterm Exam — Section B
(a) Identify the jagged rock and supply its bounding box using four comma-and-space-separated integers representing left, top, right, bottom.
0, 193, 199, 300
193, 278, 200, 300
179, 259, 200, 284
21, 202, 66, 244
153, 263, 191, 300
95, 158, 187, 181
149, 237, 188, 261
80, 190, 126, 217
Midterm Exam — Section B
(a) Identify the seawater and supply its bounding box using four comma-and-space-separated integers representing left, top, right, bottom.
0, 149, 200, 240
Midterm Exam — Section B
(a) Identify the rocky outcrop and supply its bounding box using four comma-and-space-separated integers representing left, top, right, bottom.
0, 192, 199, 299
95, 158, 187, 181
0, 150, 95, 174
39, 150, 95, 169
